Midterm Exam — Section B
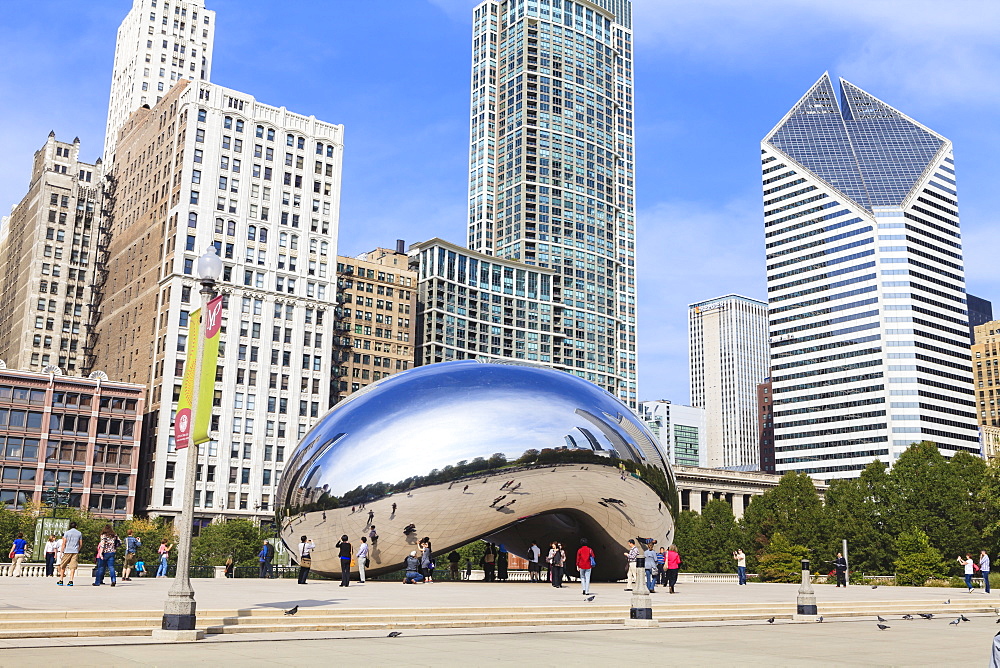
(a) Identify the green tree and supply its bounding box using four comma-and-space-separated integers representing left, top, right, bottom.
824, 460, 897, 574
696, 500, 743, 573
672, 510, 705, 572
893, 527, 946, 586
191, 519, 269, 568
756, 533, 810, 583
742, 471, 828, 559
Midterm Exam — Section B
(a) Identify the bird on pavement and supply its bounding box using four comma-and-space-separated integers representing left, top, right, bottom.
388, 631, 402, 637
284, 606, 298, 616
586, 595, 596, 602
871, 585, 878, 589
816, 616, 824, 623
944, 599, 951, 604
767, 617, 775, 624
919, 613, 934, 619
877, 615, 887, 622
902, 615, 913, 620
994, 618, 1000, 624
950, 618, 961, 626
960, 614, 971, 622
877, 623, 890, 630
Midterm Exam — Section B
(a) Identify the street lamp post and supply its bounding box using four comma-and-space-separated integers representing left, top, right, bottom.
154, 247, 223, 641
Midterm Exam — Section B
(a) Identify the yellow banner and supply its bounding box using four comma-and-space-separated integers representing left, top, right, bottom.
174, 295, 223, 449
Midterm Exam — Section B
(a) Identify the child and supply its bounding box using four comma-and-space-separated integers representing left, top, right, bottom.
135, 560, 146, 577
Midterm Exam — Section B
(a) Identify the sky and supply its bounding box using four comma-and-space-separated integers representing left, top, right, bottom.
1, 0, 998, 405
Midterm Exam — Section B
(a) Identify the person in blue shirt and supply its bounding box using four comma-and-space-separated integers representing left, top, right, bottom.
258, 540, 274, 578
9, 533, 27, 577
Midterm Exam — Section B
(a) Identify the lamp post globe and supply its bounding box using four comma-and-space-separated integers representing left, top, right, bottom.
196, 246, 223, 282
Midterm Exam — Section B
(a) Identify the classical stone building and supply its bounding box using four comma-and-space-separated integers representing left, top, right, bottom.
0, 133, 104, 375
674, 465, 825, 519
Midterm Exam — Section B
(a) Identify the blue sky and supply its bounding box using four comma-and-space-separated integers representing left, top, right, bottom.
1, 0, 998, 404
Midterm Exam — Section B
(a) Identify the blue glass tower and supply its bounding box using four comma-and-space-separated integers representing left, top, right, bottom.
761, 73, 977, 479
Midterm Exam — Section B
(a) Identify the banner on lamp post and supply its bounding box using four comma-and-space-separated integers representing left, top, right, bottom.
174, 295, 224, 450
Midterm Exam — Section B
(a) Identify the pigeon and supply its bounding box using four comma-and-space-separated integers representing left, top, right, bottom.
586, 595, 596, 602
871, 585, 878, 589
919, 613, 934, 619
960, 614, 971, 622
902, 614, 913, 620
995, 618, 1000, 624
944, 599, 951, 604
816, 616, 824, 623
284, 605, 298, 616
877, 623, 890, 630
877, 615, 887, 622
387, 631, 402, 638
767, 617, 775, 624
949, 618, 961, 626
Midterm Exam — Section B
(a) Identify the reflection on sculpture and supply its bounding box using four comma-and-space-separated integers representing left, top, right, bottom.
276, 360, 678, 581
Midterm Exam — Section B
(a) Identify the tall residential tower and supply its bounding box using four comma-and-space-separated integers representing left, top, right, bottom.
688, 295, 769, 469
467, 0, 637, 406
762, 73, 978, 479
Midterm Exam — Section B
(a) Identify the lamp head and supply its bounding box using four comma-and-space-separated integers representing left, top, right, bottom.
197, 246, 223, 282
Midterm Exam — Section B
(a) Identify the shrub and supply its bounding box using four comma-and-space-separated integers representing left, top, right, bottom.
757, 533, 810, 583
893, 528, 946, 586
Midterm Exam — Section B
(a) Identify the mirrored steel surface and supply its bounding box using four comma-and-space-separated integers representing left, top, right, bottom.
276, 361, 678, 580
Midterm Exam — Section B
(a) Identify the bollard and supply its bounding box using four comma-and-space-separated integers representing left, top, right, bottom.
625, 578, 658, 628
794, 558, 818, 621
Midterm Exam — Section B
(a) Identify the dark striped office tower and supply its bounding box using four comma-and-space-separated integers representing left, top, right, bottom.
761, 73, 977, 479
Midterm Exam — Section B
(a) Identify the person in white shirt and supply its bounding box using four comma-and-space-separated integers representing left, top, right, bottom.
356, 537, 370, 584
958, 554, 975, 593
44, 536, 60, 577
528, 541, 542, 582
297, 536, 315, 585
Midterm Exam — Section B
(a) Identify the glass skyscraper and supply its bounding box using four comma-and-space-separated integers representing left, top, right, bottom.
467, 0, 636, 406
762, 73, 978, 479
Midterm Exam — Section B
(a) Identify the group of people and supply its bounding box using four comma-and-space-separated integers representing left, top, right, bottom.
623, 540, 681, 594
296, 533, 380, 586
957, 551, 993, 593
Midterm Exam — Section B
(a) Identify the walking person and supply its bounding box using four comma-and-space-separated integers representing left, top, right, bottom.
356, 537, 369, 584
156, 538, 172, 577
57, 521, 83, 586
834, 552, 847, 588
336, 535, 352, 587
576, 538, 595, 595
448, 550, 461, 580
665, 545, 681, 594
44, 535, 60, 577
420, 537, 434, 583
9, 532, 27, 576
959, 553, 976, 592
981, 550, 992, 594
734, 548, 747, 586
93, 525, 118, 587
527, 541, 542, 582
623, 539, 640, 591
297, 535, 315, 584
656, 546, 666, 586
643, 542, 657, 593
258, 539, 274, 579
121, 530, 141, 581
369, 526, 378, 549
550, 542, 566, 588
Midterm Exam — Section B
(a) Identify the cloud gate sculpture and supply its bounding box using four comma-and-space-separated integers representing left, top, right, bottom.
276, 361, 678, 581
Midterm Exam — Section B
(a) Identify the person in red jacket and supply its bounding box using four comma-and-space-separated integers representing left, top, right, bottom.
665, 545, 681, 594
576, 538, 595, 596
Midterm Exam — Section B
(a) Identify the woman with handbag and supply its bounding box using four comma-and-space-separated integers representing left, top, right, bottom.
297, 535, 315, 584
356, 536, 369, 584
576, 538, 595, 596
550, 542, 566, 588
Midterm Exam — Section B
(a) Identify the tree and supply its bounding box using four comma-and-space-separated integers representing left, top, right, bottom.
672, 510, 705, 571
696, 500, 743, 573
742, 471, 828, 560
824, 460, 897, 574
191, 519, 269, 568
893, 527, 946, 586
756, 533, 810, 583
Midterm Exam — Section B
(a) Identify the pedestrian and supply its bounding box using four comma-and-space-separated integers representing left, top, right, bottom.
57, 521, 83, 586
403, 551, 424, 584
549, 542, 566, 588
357, 536, 369, 584
369, 526, 379, 548
121, 530, 141, 581
336, 534, 352, 587
448, 550, 461, 580
93, 525, 118, 587
463, 485, 469, 493
224, 556, 235, 578
958, 553, 975, 592
44, 534, 60, 577
981, 549, 992, 594
643, 542, 657, 593
576, 538, 595, 595
391, 502, 397, 514
367, 509, 375, 525
656, 546, 666, 586
734, 548, 747, 586
420, 537, 434, 583
322, 511, 326, 522
481, 544, 497, 581
297, 535, 315, 584
834, 552, 847, 588
9, 532, 27, 576
497, 544, 508, 581
665, 545, 681, 594
623, 539, 639, 591
135, 560, 146, 577
527, 540, 542, 582
156, 538, 172, 577
258, 539, 274, 579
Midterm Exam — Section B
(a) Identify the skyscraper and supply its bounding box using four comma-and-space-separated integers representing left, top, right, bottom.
967, 294, 993, 340
466, 0, 637, 407
762, 73, 978, 479
104, 0, 216, 161
639, 399, 706, 467
688, 295, 769, 469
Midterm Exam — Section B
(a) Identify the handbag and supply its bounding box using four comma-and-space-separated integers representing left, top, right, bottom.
365, 557, 371, 568
300, 556, 312, 568
590, 555, 596, 568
